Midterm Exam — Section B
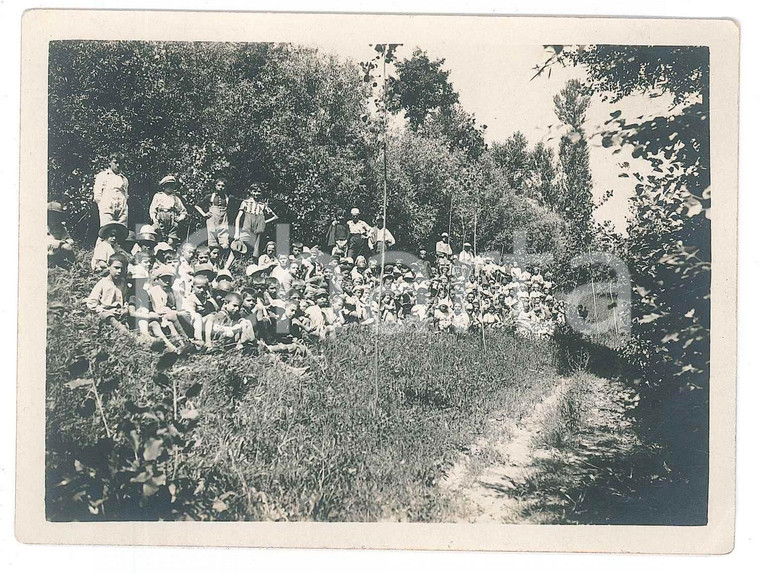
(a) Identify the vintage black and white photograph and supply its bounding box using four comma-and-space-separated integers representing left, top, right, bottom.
16, 11, 738, 551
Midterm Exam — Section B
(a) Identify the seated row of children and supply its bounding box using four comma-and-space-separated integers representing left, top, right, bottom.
81, 215, 567, 352
85, 249, 309, 354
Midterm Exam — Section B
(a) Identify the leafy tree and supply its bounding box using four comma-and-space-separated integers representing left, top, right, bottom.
388, 49, 486, 159
490, 132, 530, 191
525, 142, 558, 205
552, 79, 594, 254
374, 129, 468, 251
387, 48, 460, 130
48, 41, 370, 245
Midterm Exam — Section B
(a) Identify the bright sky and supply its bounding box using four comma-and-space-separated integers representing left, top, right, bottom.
307, 40, 674, 234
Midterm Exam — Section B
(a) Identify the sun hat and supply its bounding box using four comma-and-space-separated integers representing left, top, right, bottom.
193, 262, 216, 279
154, 242, 174, 255
48, 201, 64, 213
441, 232, 449, 237
152, 264, 176, 280
245, 264, 269, 278
137, 225, 158, 242
463, 242, 472, 247
159, 175, 178, 187
216, 268, 234, 281
98, 221, 129, 241
350, 208, 360, 216
230, 238, 248, 255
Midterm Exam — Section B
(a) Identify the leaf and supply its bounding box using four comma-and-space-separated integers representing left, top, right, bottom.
153, 373, 171, 388
98, 377, 119, 394
77, 397, 96, 416
68, 357, 90, 378
131, 470, 153, 483
184, 382, 202, 398
143, 438, 164, 461
683, 196, 703, 218
64, 378, 94, 390
142, 478, 164, 498
156, 352, 179, 372
125, 400, 150, 414
610, 110, 622, 118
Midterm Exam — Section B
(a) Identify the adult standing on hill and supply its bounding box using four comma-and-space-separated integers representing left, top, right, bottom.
326, 208, 350, 255
346, 207, 371, 260
368, 214, 396, 254
92, 151, 129, 234
435, 232, 453, 260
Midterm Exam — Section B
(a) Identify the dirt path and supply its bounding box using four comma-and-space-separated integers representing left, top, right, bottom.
442, 374, 639, 523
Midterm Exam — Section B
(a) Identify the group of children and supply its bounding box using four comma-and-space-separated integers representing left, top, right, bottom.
48, 159, 567, 355
70, 220, 564, 358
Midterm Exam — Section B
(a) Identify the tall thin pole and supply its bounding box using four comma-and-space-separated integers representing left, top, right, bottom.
588, 253, 599, 323
473, 211, 478, 256
448, 193, 454, 240
374, 48, 389, 410
608, 280, 619, 337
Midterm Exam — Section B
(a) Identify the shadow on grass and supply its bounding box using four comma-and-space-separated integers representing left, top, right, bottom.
500, 396, 708, 525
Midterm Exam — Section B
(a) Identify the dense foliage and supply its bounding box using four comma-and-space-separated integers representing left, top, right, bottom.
537, 45, 711, 520
49, 41, 371, 244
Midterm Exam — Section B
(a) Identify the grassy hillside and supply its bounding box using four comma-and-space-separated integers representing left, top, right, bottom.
46, 255, 566, 521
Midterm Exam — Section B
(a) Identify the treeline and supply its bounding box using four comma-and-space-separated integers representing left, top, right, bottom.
49, 41, 588, 270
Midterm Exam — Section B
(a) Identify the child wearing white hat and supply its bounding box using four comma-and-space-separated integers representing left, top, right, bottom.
149, 175, 188, 241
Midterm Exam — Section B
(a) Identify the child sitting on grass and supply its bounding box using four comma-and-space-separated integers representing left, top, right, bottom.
91, 222, 129, 274
208, 245, 224, 272
451, 300, 471, 334
204, 292, 250, 349
148, 264, 191, 353
47, 202, 74, 268
86, 253, 130, 333
433, 300, 454, 332
153, 242, 176, 268
324, 295, 346, 333
379, 291, 398, 324
182, 274, 219, 347
258, 302, 309, 357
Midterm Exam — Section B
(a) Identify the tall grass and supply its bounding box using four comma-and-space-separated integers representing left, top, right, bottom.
46, 252, 566, 521
533, 375, 590, 450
